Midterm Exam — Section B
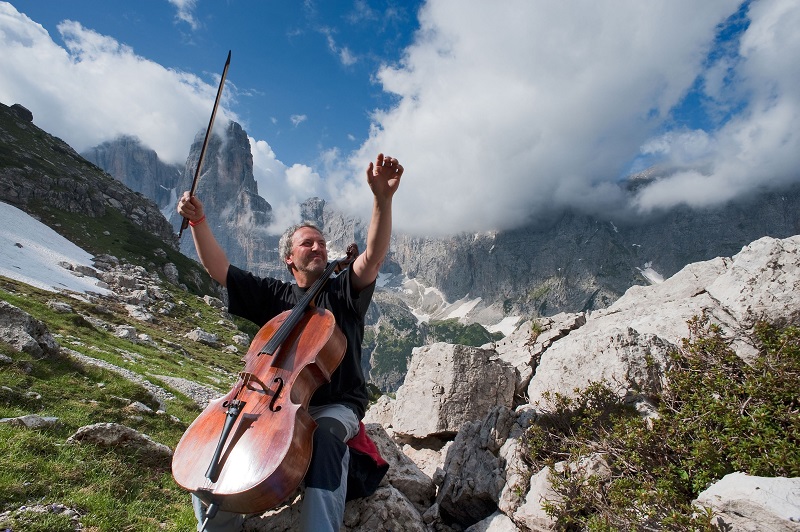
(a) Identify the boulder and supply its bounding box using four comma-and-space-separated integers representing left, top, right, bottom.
66, 422, 172, 461
393, 343, 516, 438
437, 406, 516, 527
343, 485, 427, 532
366, 423, 436, 512
0, 414, 60, 429
695, 472, 800, 531
10, 103, 33, 122
0, 301, 60, 358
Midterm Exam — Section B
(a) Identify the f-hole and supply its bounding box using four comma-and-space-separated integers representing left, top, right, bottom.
269, 377, 284, 412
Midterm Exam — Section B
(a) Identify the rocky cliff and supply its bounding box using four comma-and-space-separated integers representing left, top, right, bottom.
80, 113, 800, 328
81, 135, 183, 213
167, 121, 278, 278
0, 102, 179, 252
387, 187, 800, 320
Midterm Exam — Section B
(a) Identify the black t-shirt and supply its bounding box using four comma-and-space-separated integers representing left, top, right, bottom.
225, 264, 375, 419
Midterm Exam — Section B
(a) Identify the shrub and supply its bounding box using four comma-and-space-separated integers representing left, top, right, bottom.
523, 317, 800, 530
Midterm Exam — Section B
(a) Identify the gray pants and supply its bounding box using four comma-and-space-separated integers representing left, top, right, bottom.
193, 403, 359, 532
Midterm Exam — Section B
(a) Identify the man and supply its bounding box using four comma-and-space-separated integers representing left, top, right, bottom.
177, 153, 402, 532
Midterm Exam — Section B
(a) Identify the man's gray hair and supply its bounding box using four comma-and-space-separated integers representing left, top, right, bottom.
279, 222, 324, 270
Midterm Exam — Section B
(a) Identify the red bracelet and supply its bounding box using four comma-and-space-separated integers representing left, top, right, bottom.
189, 215, 206, 227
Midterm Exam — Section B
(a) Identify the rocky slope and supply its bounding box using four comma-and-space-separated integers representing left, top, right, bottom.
356, 234, 800, 531
3, 228, 796, 530
0, 102, 178, 250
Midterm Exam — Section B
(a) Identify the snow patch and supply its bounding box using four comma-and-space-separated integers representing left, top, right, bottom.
376, 271, 392, 287
161, 188, 178, 220
637, 261, 664, 285
445, 296, 482, 321
488, 316, 521, 337
0, 202, 110, 294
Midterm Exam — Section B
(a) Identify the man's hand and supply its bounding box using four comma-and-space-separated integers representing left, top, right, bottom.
177, 191, 205, 223
366, 153, 403, 200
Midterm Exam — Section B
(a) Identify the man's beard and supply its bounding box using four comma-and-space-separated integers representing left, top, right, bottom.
297, 256, 326, 277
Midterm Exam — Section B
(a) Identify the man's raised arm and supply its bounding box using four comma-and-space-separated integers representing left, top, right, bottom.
352, 153, 403, 292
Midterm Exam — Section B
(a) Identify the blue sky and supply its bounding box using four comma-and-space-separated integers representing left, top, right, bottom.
1, 1, 799, 236
3, 0, 421, 166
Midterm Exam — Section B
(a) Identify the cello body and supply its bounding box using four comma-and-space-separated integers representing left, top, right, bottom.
171, 306, 347, 513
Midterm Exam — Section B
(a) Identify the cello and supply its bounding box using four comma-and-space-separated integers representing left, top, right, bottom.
171, 244, 359, 521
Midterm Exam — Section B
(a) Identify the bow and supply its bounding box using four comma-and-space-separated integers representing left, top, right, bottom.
179, 50, 232, 238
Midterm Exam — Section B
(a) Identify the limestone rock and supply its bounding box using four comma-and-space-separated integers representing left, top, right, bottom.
366, 423, 436, 512
0, 301, 60, 358
527, 236, 800, 404
513, 465, 558, 531
0, 414, 60, 429
494, 313, 586, 396
363, 394, 394, 426
204, 294, 225, 309
343, 485, 427, 532
66, 422, 172, 461
393, 343, 515, 438
185, 328, 220, 347
704, 236, 800, 360
695, 472, 800, 531
466, 511, 521, 532
497, 406, 538, 516
437, 406, 516, 527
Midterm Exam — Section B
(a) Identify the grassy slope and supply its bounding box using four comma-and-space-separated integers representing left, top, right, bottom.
0, 273, 247, 531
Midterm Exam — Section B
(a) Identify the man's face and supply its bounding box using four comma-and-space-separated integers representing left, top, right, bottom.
286, 226, 328, 278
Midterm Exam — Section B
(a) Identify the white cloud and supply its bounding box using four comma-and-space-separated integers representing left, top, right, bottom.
631, 0, 800, 215
2, 0, 799, 238
338, 46, 357, 67
290, 114, 308, 127
328, 0, 800, 235
168, 0, 200, 30
250, 137, 322, 234
0, 3, 231, 164
320, 26, 358, 66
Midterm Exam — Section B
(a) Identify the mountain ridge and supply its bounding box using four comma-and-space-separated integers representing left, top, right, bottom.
4, 99, 799, 390
81, 119, 800, 323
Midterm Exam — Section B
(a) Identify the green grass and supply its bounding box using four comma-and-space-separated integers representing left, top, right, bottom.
371, 323, 423, 376
0, 274, 250, 530
0, 343, 197, 531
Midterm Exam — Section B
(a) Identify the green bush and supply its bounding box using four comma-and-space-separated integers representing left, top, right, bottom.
523, 316, 800, 530
426, 318, 503, 346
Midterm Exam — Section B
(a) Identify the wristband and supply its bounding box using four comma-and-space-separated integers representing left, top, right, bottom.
189, 215, 206, 227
